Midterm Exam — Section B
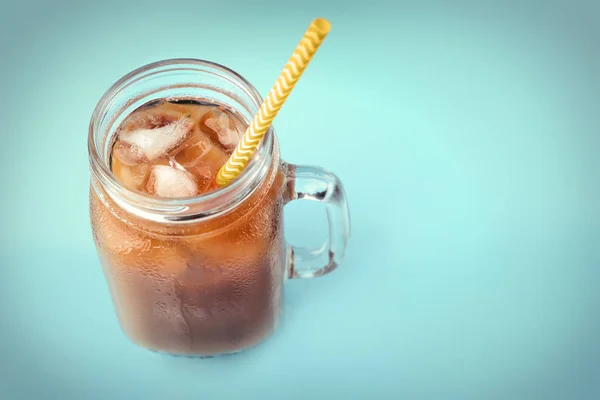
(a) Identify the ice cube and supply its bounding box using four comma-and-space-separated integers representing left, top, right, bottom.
216, 125, 240, 150
168, 157, 187, 172
146, 165, 199, 198
114, 118, 194, 164
174, 131, 230, 168
175, 133, 213, 166
199, 109, 240, 150
172, 131, 230, 192
111, 154, 150, 191
121, 102, 187, 131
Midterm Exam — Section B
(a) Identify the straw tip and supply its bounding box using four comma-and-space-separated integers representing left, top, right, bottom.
313, 18, 331, 34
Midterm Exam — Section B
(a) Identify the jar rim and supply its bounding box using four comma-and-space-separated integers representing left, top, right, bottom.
88, 58, 275, 223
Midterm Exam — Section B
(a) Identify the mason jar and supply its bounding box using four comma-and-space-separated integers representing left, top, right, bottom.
88, 59, 350, 357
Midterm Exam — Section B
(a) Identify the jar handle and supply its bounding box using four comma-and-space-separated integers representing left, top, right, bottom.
283, 163, 351, 279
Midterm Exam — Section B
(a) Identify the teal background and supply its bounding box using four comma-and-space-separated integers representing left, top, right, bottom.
1, 0, 599, 398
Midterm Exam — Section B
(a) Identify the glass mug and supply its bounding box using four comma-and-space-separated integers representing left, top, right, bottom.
88, 59, 350, 356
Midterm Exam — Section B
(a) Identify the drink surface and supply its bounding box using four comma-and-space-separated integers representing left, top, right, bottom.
91, 98, 286, 356
111, 99, 247, 197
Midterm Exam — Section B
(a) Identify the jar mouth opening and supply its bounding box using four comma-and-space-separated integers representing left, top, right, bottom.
88, 58, 274, 222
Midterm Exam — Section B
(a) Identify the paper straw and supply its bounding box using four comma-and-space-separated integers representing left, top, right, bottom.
215, 18, 331, 186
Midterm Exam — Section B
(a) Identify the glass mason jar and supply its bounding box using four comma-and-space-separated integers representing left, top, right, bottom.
88, 59, 350, 357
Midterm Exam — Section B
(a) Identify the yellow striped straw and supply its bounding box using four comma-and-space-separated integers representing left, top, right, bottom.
216, 18, 331, 187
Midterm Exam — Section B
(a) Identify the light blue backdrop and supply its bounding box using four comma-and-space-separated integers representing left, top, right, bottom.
0, 0, 598, 398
